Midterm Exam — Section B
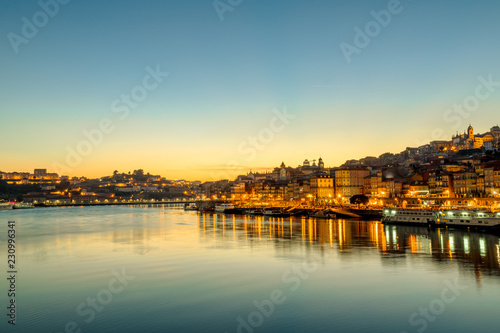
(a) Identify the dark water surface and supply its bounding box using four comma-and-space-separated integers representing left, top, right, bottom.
1, 205, 499, 333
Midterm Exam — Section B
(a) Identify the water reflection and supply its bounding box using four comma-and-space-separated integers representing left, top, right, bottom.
199, 213, 500, 283
6, 206, 500, 333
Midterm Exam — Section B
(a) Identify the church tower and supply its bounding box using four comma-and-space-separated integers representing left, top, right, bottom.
318, 157, 324, 169
468, 125, 474, 140
279, 162, 287, 181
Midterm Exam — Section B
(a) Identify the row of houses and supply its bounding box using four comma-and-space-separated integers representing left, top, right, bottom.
215, 157, 500, 203
0, 169, 59, 183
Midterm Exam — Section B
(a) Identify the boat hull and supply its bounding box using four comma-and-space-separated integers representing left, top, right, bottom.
263, 210, 290, 217
383, 220, 500, 234
382, 209, 500, 234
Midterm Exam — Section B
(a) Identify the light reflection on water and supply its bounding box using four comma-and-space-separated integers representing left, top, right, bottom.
1, 205, 499, 333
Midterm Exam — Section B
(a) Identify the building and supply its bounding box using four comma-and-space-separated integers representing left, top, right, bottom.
483, 161, 500, 196
428, 170, 453, 198
430, 141, 453, 152
299, 157, 325, 175
310, 175, 334, 204
286, 178, 310, 201
363, 172, 383, 197
231, 182, 247, 200
453, 170, 477, 197
334, 167, 370, 198
1, 172, 30, 180
271, 162, 303, 182
408, 181, 429, 197
34, 169, 47, 176
452, 125, 496, 150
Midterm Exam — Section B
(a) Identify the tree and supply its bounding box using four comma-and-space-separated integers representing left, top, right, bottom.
56, 181, 70, 191
132, 169, 147, 181
350, 194, 369, 205
0, 180, 8, 193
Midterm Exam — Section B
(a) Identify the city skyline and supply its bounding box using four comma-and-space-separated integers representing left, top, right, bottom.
2, 0, 500, 180
1, 122, 498, 181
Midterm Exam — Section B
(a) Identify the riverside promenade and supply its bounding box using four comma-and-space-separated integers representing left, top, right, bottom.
27, 198, 383, 219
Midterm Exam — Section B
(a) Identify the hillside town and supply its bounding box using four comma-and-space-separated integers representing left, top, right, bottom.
2, 125, 500, 207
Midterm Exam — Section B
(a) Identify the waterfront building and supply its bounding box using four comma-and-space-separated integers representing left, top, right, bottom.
363, 173, 380, 197
484, 161, 500, 196
408, 180, 429, 197
286, 178, 310, 201
428, 170, 454, 198
249, 179, 284, 200
310, 174, 334, 204
230, 182, 246, 200
334, 167, 370, 198
453, 170, 477, 197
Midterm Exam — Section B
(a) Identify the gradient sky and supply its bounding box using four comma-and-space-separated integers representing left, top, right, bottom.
1, 0, 500, 180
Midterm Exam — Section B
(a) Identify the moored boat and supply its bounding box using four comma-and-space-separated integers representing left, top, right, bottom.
312, 209, 336, 219
13, 202, 34, 209
263, 208, 290, 217
247, 208, 263, 216
215, 203, 238, 214
382, 209, 438, 225
184, 203, 198, 211
199, 206, 215, 213
382, 208, 500, 232
0, 203, 14, 211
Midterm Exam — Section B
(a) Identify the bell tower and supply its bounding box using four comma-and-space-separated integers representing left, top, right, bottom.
318, 157, 324, 169
467, 125, 474, 140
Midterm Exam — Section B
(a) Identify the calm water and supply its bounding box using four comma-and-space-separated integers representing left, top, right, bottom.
1, 205, 499, 333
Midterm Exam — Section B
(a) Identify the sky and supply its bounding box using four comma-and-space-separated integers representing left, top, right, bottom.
1, 0, 500, 181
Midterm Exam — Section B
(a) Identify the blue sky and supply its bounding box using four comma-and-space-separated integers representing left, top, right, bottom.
1, 0, 500, 180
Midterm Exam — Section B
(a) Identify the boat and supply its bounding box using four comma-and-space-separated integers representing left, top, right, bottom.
215, 203, 238, 214
382, 209, 438, 225
382, 209, 500, 232
199, 206, 215, 213
0, 203, 14, 211
263, 208, 290, 217
312, 210, 336, 219
13, 203, 34, 209
247, 208, 263, 216
184, 203, 198, 211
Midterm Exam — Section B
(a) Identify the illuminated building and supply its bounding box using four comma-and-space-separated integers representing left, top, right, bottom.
452, 125, 497, 150
334, 167, 369, 198
310, 174, 334, 204
428, 170, 454, 198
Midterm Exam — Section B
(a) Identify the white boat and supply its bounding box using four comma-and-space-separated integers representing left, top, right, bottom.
183, 203, 198, 211
382, 209, 438, 224
436, 210, 500, 228
0, 203, 14, 211
263, 208, 289, 217
382, 209, 500, 232
13, 203, 34, 209
215, 203, 235, 213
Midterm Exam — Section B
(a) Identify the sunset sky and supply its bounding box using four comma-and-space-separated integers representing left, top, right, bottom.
1, 0, 500, 180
